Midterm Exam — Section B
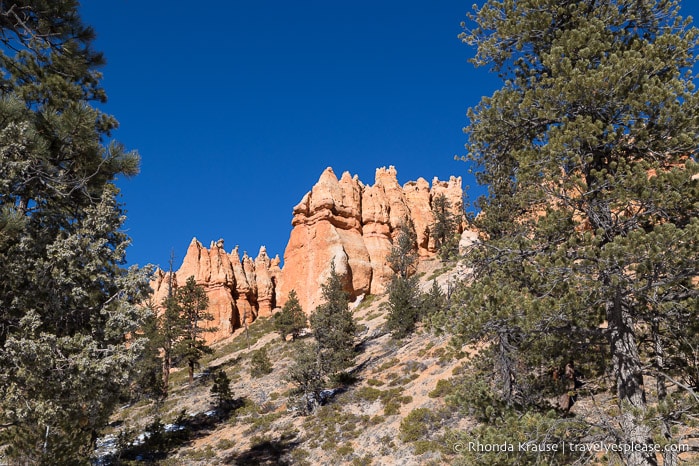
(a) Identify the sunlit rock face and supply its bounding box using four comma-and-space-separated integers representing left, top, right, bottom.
279, 166, 470, 313
150, 165, 473, 341
150, 239, 281, 343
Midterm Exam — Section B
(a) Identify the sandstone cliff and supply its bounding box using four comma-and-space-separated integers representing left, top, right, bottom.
150, 239, 281, 343
151, 166, 471, 342
279, 166, 466, 312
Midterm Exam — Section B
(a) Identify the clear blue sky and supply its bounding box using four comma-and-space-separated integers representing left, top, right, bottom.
78, 1, 699, 270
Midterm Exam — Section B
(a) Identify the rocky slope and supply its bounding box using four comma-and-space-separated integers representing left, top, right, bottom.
102, 258, 473, 466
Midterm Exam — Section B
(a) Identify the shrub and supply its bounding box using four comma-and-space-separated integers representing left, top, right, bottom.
250, 347, 273, 378
274, 289, 307, 341
429, 379, 455, 398
400, 408, 441, 442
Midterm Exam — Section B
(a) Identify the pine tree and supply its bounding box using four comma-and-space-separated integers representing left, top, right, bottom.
130, 300, 166, 401
386, 220, 424, 338
287, 266, 355, 414
446, 2, 699, 465
0, 2, 150, 462
387, 218, 418, 279
385, 274, 422, 339
158, 289, 182, 397
173, 276, 215, 385
250, 347, 273, 378
286, 341, 325, 414
309, 262, 356, 378
421, 280, 446, 319
210, 370, 233, 410
430, 194, 460, 260
274, 289, 307, 341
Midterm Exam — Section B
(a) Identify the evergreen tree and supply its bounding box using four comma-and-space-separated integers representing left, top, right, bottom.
210, 370, 233, 410
250, 347, 273, 378
286, 341, 325, 414
310, 263, 356, 378
274, 289, 307, 341
385, 274, 422, 339
158, 285, 183, 397
386, 222, 447, 339
387, 218, 418, 278
430, 194, 460, 260
287, 266, 355, 414
149, 254, 181, 398
173, 276, 214, 385
421, 279, 446, 319
0, 2, 150, 462
446, 1, 699, 465
386, 220, 425, 338
130, 300, 166, 401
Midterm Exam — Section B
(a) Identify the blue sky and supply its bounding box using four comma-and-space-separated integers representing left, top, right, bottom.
79, 1, 699, 270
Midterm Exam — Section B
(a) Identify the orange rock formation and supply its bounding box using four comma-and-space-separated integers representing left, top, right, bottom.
279, 166, 466, 312
151, 166, 472, 342
150, 239, 281, 343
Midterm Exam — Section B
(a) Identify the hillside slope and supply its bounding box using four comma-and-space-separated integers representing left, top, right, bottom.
98, 258, 472, 465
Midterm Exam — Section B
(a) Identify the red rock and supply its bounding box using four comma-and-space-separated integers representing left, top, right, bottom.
254, 246, 276, 318
280, 168, 372, 313
229, 246, 254, 325
280, 166, 471, 311
150, 166, 473, 339
149, 238, 281, 344
361, 167, 408, 294
403, 177, 434, 256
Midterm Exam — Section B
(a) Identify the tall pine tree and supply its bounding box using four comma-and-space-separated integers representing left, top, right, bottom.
386, 219, 423, 338
310, 262, 356, 378
288, 265, 357, 414
173, 276, 214, 385
0, 1, 150, 462
447, 1, 699, 465
430, 193, 459, 259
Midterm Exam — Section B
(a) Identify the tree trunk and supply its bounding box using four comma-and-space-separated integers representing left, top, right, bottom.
189, 317, 196, 384
162, 350, 171, 398
18, 196, 28, 213
653, 320, 678, 466
163, 254, 175, 397
608, 292, 657, 466
498, 330, 516, 405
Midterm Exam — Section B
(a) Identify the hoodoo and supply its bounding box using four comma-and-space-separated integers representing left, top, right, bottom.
151, 166, 472, 343
150, 239, 281, 343
279, 166, 466, 312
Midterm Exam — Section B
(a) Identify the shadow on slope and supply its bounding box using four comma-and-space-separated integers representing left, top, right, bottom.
112, 398, 245, 464
223, 433, 299, 465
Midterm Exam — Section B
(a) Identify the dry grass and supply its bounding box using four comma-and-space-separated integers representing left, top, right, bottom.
106, 260, 474, 465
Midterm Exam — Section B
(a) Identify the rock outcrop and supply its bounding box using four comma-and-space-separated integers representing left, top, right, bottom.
281, 169, 373, 315
151, 165, 474, 341
280, 166, 470, 312
150, 239, 281, 343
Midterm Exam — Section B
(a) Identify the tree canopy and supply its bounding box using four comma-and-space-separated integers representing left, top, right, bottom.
0, 1, 150, 462
274, 289, 307, 341
173, 276, 214, 385
446, 1, 699, 465
289, 263, 357, 414
310, 262, 357, 377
